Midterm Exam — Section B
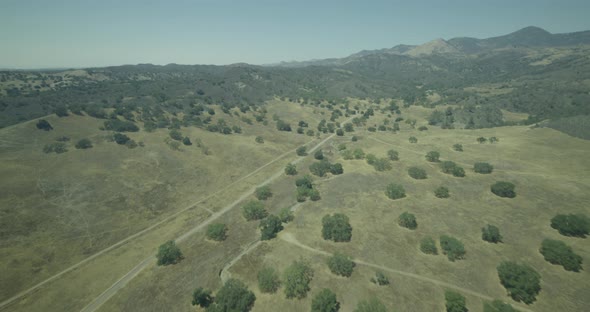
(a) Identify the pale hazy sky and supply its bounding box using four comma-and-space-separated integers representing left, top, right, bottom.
1, 0, 589, 68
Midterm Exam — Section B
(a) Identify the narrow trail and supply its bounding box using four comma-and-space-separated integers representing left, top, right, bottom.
279, 233, 535, 312
0, 136, 318, 310
78, 123, 351, 312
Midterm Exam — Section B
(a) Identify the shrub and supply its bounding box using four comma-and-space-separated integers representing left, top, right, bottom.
489, 136, 499, 143
309, 189, 321, 201
284, 260, 314, 299
311, 289, 339, 312
483, 300, 517, 312
425, 151, 440, 162
182, 137, 192, 146
482, 225, 502, 243
330, 163, 344, 175
255, 136, 264, 143
453, 144, 463, 151
278, 207, 294, 223
285, 163, 298, 175
307, 129, 315, 136
365, 153, 377, 165
258, 267, 280, 293
474, 162, 494, 174
208, 278, 256, 312
36, 119, 53, 131
408, 167, 427, 179
409, 136, 418, 143
398, 212, 417, 230
242, 200, 268, 221
440, 161, 457, 174
296, 146, 307, 156
373, 158, 392, 171
370, 271, 389, 285
418, 125, 428, 131
445, 291, 467, 312
420, 237, 438, 255
310, 160, 332, 177
169, 129, 183, 141
491, 181, 516, 198
440, 235, 465, 261
497, 261, 541, 304
103, 119, 139, 132
351, 136, 358, 142
477, 137, 487, 144
367, 126, 376, 132
75, 138, 93, 149
539, 239, 583, 272
387, 149, 399, 161
113, 133, 130, 145
353, 148, 365, 159
156, 240, 182, 266
452, 166, 465, 177
191, 287, 212, 308
255, 185, 273, 200
344, 123, 354, 132
385, 183, 406, 200
314, 149, 324, 160
322, 213, 352, 242
206, 223, 227, 241
354, 297, 387, 312
550, 214, 589, 237
295, 175, 314, 189
434, 186, 450, 198
327, 252, 355, 277
276, 120, 292, 131
336, 129, 344, 136
260, 215, 283, 240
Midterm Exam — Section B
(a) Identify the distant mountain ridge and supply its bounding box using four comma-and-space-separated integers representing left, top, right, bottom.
275, 26, 590, 67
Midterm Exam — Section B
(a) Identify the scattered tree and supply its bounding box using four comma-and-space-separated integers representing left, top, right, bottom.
330, 163, 344, 175
351, 136, 358, 142
260, 215, 283, 240
489, 136, 499, 143
113, 132, 130, 145
54, 105, 69, 117
278, 207, 294, 223
445, 291, 467, 312
550, 214, 589, 237
477, 137, 487, 144
497, 261, 541, 304
482, 225, 502, 243
353, 148, 365, 159
344, 123, 354, 132
208, 278, 256, 312
206, 223, 227, 241
296, 146, 307, 156
285, 163, 298, 175
420, 237, 438, 255
453, 144, 463, 152
191, 287, 212, 308
387, 149, 399, 161
36, 119, 53, 131
322, 213, 352, 242
539, 239, 583, 272
418, 125, 428, 131
474, 162, 494, 174
398, 212, 417, 230
255, 136, 264, 143
434, 186, 450, 198
283, 260, 314, 299
255, 185, 273, 200
385, 183, 406, 200
75, 138, 93, 149
314, 149, 324, 160
182, 137, 192, 146
409, 136, 418, 143
311, 288, 339, 312
372, 158, 392, 171
440, 235, 466, 261
491, 181, 516, 198
242, 200, 268, 221
336, 129, 344, 136
426, 151, 440, 162
258, 267, 280, 293
327, 252, 355, 277
354, 297, 387, 312
408, 167, 427, 179
156, 240, 182, 266
169, 129, 183, 141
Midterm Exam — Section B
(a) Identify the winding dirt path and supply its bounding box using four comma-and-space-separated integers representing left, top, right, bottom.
279, 232, 535, 312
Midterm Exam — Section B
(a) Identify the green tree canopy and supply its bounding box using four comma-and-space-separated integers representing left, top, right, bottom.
260, 215, 283, 240
440, 235, 465, 261
398, 212, 417, 230
385, 183, 406, 200
327, 252, 355, 277
482, 224, 502, 243
550, 214, 589, 237
491, 181, 516, 198
425, 151, 440, 162
206, 223, 227, 241
408, 167, 427, 179
283, 260, 314, 299
207, 278, 256, 312
311, 289, 340, 312
156, 240, 182, 266
258, 267, 280, 293
242, 200, 268, 221
191, 287, 212, 308
354, 297, 387, 312
539, 239, 583, 272
497, 261, 541, 304
255, 185, 273, 200
322, 213, 352, 242
474, 162, 494, 174
445, 291, 467, 312
285, 163, 298, 175
420, 237, 438, 255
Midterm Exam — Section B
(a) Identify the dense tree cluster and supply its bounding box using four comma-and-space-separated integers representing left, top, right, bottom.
539, 239, 583, 272
497, 261, 541, 304
322, 213, 352, 242
550, 214, 589, 237
295, 175, 321, 202
309, 160, 344, 177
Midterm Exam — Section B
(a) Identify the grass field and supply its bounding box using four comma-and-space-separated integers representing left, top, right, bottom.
1, 100, 589, 312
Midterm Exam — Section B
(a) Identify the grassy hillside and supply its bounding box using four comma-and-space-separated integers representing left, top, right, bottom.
24, 102, 586, 312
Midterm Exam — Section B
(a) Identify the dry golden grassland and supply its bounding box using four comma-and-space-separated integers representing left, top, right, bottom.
2, 100, 589, 312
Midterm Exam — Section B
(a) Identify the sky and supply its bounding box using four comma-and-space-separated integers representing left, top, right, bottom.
1, 0, 590, 69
